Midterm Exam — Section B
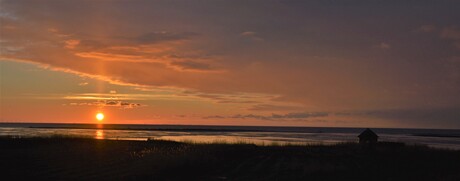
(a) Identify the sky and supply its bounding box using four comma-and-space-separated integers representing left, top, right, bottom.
1, 0, 460, 128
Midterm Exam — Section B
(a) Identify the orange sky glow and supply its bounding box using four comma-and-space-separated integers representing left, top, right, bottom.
1, 0, 460, 129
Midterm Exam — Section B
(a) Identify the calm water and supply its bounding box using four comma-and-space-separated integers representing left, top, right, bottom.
1, 123, 460, 150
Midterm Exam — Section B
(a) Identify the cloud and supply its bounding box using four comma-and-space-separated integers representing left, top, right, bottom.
71, 39, 107, 50
0, 10, 18, 21
64, 39, 80, 49
417, 25, 437, 33
136, 32, 199, 44
56, 32, 222, 72
248, 104, 304, 111
334, 107, 460, 127
439, 26, 460, 49
203, 112, 329, 121
63, 92, 193, 101
378, 42, 391, 49
455, 42, 460, 49
240, 31, 256, 36
74, 52, 152, 63
441, 26, 460, 40
64, 31, 201, 63
205, 107, 460, 126
272, 112, 329, 119
215, 100, 259, 104
240, 31, 264, 41
68, 100, 144, 109
179, 90, 277, 105
169, 61, 218, 72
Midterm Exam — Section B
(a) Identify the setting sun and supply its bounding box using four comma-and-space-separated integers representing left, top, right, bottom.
96, 113, 104, 121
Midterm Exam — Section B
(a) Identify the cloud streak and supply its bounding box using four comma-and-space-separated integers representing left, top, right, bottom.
204, 112, 329, 121
68, 100, 144, 109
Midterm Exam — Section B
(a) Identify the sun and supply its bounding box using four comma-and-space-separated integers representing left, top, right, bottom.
96, 113, 104, 121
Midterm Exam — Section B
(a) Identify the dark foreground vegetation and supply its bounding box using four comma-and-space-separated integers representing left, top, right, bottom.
1, 136, 460, 180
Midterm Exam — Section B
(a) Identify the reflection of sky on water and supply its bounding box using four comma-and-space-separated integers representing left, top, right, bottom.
1, 127, 460, 150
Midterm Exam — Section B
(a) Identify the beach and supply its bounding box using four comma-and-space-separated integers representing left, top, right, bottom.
1, 136, 460, 180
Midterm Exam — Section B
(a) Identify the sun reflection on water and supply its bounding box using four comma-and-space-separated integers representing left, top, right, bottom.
95, 130, 104, 139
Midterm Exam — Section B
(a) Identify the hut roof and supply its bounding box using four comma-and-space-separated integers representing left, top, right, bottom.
358, 128, 378, 138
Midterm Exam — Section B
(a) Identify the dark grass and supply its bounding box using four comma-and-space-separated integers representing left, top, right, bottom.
1, 136, 460, 180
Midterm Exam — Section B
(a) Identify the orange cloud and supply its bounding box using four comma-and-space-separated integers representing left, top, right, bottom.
64, 39, 80, 49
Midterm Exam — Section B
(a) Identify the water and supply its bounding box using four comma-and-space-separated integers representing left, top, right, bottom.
1, 123, 460, 150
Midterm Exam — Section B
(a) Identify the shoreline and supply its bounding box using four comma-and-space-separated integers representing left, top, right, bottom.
2, 122, 460, 132
2, 125, 460, 150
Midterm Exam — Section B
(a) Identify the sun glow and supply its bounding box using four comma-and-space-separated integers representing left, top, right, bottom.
96, 113, 104, 121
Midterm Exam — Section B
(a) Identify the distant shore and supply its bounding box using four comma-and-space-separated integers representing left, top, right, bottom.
412, 133, 460, 138
1, 136, 459, 180
2, 122, 460, 134
2, 123, 460, 150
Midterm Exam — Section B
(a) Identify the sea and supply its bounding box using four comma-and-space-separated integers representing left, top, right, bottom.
1, 123, 460, 150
